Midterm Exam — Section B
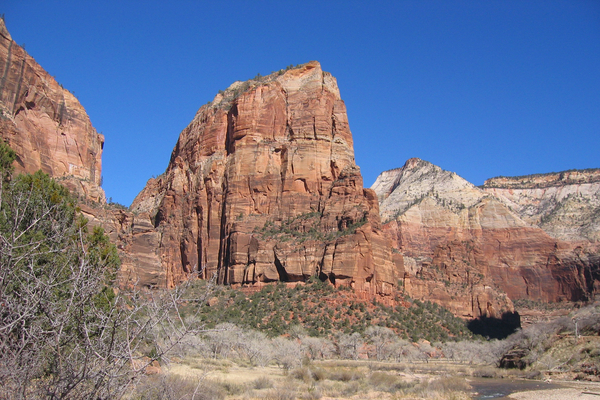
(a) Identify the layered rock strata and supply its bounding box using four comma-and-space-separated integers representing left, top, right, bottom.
0, 19, 104, 201
484, 170, 600, 242
372, 159, 600, 318
129, 62, 398, 293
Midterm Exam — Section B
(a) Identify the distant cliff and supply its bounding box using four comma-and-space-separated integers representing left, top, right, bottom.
484, 169, 600, 242
0, 18, 104, 202
372, 159, 599, 319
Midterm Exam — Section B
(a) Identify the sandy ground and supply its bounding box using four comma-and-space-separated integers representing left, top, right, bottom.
510, 388, 600, 399
510, 381, 600, 400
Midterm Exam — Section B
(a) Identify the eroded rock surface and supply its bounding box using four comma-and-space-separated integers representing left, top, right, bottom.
128, 62, 397, 293
0, 19, 104, 201
484, 170, 600, 242
372, 159, 599, 318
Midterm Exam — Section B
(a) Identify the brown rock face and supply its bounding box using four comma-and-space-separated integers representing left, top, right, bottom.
373, 159, 599, 318
129, 62, 397, 294
0, 19, 104, 202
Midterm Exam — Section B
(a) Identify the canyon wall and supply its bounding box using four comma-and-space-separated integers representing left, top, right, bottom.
127, 62, 398, 293
373, 159, 600, 318
0, 19, 104, 202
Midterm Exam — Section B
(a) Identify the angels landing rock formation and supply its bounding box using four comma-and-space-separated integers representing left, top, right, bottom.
127, 62, 398, 294
0, 19, 104, 202
372, 158, 600, 319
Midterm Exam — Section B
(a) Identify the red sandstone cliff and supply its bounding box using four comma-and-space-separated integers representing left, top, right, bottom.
0, 19, 104, 202
126, 62, 398, 293
372, 159, 600, 318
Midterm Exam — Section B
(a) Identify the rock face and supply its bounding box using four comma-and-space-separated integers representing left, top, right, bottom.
372, 159, 600, 318
0, 19, 104, 202
484, 170, 600, 242
129, 62, 398, 294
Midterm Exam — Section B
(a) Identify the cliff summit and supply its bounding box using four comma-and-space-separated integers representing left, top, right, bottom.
124, 61, 399, 293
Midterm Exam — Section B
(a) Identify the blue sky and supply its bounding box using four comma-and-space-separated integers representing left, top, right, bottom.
4, 1, 600, 206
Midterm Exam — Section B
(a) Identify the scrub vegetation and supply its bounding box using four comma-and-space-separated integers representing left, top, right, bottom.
0, 141, 212, 399
186, 278, 472, 342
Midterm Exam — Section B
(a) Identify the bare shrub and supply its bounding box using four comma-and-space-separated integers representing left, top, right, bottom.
340, 381, 363, 397
443, 340, 509, 365
310, 367, 328, 381
132, 374, 226, 400
272, 336, 303, 371
328, 367, 364, 382
291, 367, 314, 383
264, 387, 297, 400
302, 336, 335, 360
403, 376, 471, 400
574, 302, 600, 335
427, 376, 471, 392
204, 322, 242, 359
471, 367, 498, 378
365, 326, 397, 361
303, 385, 323, 400
369, 371, 412, 392
336, 332, 364, 360
238, 329, 272, 366
253, 376, 274, 389
0, 160, 214, 399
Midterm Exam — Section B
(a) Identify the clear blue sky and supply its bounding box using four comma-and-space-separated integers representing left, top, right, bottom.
4, 1, 600, 206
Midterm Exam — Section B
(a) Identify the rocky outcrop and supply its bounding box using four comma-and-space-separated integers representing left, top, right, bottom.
484, 170, 600, 242
76, 203, 164, 289
372, 159, 599, 318
128, 62, 398, 294
0, 19, 104, 202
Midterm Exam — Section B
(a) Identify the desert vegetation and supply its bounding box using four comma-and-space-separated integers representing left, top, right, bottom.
0, 141, 213, 399
499, 303, 600, 378
256, 211, 369, 243
127, 300, 599, 399
187, 277, 472, 342
214, 63, 307, 109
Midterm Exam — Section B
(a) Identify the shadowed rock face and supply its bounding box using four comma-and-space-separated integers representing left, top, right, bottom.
128, 62, 398, 293
372, 159, 600, 318
0, 19, 104, 202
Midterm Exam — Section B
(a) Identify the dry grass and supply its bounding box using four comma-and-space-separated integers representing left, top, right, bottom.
130, 357, 477, 400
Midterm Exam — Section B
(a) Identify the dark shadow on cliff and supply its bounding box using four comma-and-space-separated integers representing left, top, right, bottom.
468, 311, 521, 340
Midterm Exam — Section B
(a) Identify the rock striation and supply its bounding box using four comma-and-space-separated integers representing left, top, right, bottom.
372, 159, 600, 318
128, 62, 398, 293
484, 170, 600, 242
0, 19, 104, 202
